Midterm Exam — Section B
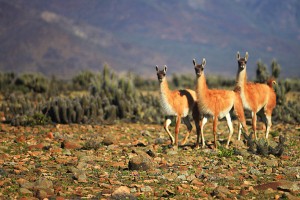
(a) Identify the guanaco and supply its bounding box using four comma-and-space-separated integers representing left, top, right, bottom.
156, 65, 206, 147
193, 58, 248, 149
236, 52, 276, 139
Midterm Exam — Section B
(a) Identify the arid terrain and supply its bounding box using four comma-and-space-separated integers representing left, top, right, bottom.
0, 120, 299, 199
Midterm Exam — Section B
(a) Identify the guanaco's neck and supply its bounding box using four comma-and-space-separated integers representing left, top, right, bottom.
236, 68, 247, 89
160, 77, 171, 95
196, 73, 209, 103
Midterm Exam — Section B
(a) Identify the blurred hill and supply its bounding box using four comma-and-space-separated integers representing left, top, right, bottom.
0, 0, 299, 78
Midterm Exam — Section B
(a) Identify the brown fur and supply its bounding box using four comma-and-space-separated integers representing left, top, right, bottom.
156, 65, 197, 146
236, 52, 277, 139
193, 58, 248, 149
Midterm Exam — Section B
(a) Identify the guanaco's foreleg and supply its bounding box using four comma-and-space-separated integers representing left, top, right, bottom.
164, 118, 174, 145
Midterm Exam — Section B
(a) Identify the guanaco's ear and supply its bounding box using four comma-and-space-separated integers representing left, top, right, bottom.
155, 65, 159, 72
237, 51, 240, 60
163, 65, 167, 72
202, 58, 206, 67
245, 52, 249, 61
193, 59, 197, 66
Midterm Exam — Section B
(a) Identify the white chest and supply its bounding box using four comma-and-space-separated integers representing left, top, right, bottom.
240, 90, 252, 110
160, 92, 177, 116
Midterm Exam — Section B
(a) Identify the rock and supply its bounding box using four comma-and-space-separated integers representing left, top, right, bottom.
146, 149, 156, 158
128, 154, 154, 171
77, 172, 87, 183
28, 143, 44, 150
61, 140, 82, 149
112, 186, 130, 195
164, 172, 178, 181
46, 132, 54, 139
239, 149, 250, 157
212, 186, 231, 198
176, 174, 187, 181
263, 158, 278, 167
102, 134, 116, 146
107, 144, 118, 150
111, 186, 136, 200
141, 186, 152, 192
70, 167, 87, 182
191, 179, 204, 186
36, 189, 48, 199
277, 181, 300, 193
264, 188, 275, 195
20, 188, 33, 196
20, 182, 35, 190
155, 138, 166, 144
62, 149, 72, 155
15, 135, 26, 143
35, 177, 53, 189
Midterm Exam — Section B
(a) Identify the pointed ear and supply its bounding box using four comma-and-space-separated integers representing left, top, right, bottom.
237, 51, 240, 60
193, 59, 197, 66
245, 52, 249, 61
155, 65, 159, 72
163, 65, 167, 72
202, 58, 206, 67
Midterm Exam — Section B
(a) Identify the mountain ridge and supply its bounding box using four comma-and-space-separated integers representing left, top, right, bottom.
0, 0, 299, 79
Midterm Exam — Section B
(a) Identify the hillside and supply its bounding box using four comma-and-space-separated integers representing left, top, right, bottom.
0, 0, 299, 78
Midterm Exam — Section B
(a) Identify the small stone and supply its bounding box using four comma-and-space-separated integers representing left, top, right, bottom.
128, 154, 153, 171
274, 194, 280, 200
47, 132, 54, 139
102, 134, 116, 146
36, 189, 48, 199
112, 186, 130, 196
191, 179, 204, 186
62, 149, 72, 155
28, 143, 44, 150
15, 135, 26, 143
61, 140, 82, 149
141, 186, 152, 192
20, 188, 33, 195
263, 159, 278, 167
264, 188, 275, 195
176, 175, 186, 181
35, 177, 53, 189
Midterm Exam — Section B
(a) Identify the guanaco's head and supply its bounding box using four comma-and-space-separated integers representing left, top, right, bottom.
193, 58, 206, 77
236, 51, 248, 70
155, 65, 167, 83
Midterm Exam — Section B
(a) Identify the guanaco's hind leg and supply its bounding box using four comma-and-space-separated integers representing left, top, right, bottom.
213, 116, 219, 149
181, 117, 192, 145
164, 118, 174, 145
262, 108, 273, 139
252, 112, 258, 140
238, 123, 242, 140
225, 113, 233, 148
233, 94, 248, 140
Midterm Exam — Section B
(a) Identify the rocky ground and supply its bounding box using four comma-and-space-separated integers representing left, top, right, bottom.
0, 120, 299, 199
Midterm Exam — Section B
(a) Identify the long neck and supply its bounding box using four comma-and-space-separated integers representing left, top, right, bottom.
160, 78, 171, 96
196, 73, 208, 101
236, 68, 247, 89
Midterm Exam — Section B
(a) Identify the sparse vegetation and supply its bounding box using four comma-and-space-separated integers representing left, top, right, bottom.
0, 60, 298, 198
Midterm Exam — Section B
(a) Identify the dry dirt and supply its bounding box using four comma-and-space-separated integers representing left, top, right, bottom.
0, 120, 299, 199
